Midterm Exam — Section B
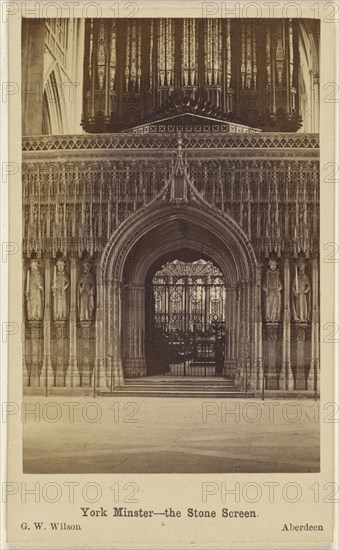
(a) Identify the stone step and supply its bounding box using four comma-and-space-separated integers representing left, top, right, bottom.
117, 384, 237, 392
24, 386, 95, 396
100, 373, 251, 397
101, 389, 251, 398
124, 378, 234, 385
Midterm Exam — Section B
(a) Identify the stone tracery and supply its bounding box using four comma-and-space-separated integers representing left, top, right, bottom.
22, 17, 320, 394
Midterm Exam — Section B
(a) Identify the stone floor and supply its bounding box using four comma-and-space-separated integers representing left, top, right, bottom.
23, 396, 320, 473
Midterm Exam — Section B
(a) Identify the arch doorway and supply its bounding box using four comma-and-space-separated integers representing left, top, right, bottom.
99, 204, 260, 390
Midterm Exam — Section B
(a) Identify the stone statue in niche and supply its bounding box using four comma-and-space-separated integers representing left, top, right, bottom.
78, 261, 95, 321
263, 259, 282, 322
292, 262, 311, 322
25, 259, 44, 320
52, 259, 69, 320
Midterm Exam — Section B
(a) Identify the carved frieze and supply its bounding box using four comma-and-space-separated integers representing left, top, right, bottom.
22, 149, 319, 263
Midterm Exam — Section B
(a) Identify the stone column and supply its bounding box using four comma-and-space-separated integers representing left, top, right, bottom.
110, 280, 124, 389
294, 325, 308, 390
22, 265, 29, 387
22, 19, 45, 135
55, 322, 67, 386
225, 288, 231, 361
121, 283, 132, 376
28, 322, 41, 387
105, 279, 113, 389
231, 287, 237, 362
66, 257, 79, 387
95, 266, 106, 390
41, 257, 54, 390
310, 257, 319, 393
243, 281, 249, 388
313, 73, 320, 133
136, 285, 146, 376
224, 287, 236, 377
234, 283, 242, 386
73, 20, 85, 134
22, 320, 28, 387
123, 283, 146, 377
235, 282, 245, 388
244, 281, 252, 390
248, 280, 257, 390
282, 257, 293, 390
256, 265, 263, 392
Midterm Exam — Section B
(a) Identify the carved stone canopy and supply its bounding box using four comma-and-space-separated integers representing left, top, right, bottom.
159, 133, 217, 210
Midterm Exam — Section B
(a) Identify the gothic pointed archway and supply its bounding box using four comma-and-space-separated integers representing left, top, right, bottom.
98, 201, 260, 391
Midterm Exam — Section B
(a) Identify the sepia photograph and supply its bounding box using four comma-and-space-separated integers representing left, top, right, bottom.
4, 1, 339, 546
20, 15, 322, 475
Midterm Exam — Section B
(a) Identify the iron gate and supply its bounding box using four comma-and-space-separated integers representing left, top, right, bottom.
148, 260, 226, 376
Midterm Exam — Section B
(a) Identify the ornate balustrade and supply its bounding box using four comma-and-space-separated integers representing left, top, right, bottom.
23, 132, 319, 152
